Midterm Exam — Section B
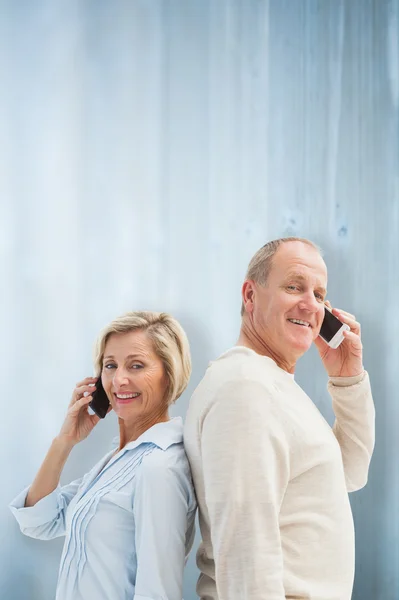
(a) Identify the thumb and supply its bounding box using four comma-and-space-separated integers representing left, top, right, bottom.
89, 413, 101, 427
313, 334, 330, 355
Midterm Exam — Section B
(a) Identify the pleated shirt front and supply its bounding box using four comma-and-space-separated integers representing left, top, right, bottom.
10, 418, 197, 600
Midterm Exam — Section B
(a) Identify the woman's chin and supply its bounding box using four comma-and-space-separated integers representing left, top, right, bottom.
113, 404, 136, 419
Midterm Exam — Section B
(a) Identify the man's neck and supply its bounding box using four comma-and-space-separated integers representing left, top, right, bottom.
237, 324, 296, 375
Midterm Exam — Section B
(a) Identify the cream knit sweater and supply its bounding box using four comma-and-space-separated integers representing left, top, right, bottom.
184, 346, 375, 600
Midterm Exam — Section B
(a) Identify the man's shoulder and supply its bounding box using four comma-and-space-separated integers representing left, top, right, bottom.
211, 346, 282, 388
188, 347, 283, 416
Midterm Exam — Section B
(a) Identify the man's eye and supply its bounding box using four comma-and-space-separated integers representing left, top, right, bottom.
287, 285, 298, 291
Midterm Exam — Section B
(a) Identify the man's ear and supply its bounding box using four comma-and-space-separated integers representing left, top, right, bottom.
242, 280, 255, 314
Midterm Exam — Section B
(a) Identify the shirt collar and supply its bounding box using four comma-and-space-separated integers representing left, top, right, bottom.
112, 417, 183, 452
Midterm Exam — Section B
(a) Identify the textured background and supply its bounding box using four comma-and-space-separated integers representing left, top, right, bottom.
1, 1, 398, 598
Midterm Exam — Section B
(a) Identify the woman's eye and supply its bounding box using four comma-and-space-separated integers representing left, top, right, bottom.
131, 364, 143, 370
104, 364, 116, 370
287, 285, 297, 291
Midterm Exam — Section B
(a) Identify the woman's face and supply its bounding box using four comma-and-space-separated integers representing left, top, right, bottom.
102, 330, 168, 425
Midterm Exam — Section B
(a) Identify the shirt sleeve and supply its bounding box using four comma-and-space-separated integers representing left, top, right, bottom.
9, 477, 83, 540
133, 450, 194, 600
200, 378, 289, 600
329, 370, 375, 492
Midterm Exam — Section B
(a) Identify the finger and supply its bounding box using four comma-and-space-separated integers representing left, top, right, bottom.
313, 335, 330, 356
78, 385, 97, 396
69, 378, 97, 407
69, 394, 93, 414
71, 384, 97, 404
332, 308, 356, 321
89, 413, 101, 427
75, 377, 98, 389
332, 311, 360, 335
342, 329, 363, 351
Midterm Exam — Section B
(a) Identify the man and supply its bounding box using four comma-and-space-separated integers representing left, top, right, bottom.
184, 237, 375, 600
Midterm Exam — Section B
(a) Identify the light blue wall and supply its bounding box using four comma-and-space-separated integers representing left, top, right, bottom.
1, 1, 398, 598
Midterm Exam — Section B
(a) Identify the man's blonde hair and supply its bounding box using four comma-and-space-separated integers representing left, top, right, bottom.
93, 311, 192, 406
241, 237, 322, 316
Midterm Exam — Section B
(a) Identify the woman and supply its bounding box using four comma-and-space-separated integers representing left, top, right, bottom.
10, 311, 197, 600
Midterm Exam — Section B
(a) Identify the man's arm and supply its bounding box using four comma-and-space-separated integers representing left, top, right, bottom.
329, 371, 375, 492
201, 379, 289, 600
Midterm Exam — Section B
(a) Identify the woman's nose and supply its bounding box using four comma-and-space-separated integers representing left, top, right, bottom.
113, 370, 130, 386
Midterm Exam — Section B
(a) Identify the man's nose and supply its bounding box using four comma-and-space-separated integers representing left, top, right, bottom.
298, 292, 320, 312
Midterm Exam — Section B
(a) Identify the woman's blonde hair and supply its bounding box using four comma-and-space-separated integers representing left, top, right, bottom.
93, 311, 192, 406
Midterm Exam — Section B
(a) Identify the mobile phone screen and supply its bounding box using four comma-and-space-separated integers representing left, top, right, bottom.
89, 377, 110, 419
319, 307, 343, 342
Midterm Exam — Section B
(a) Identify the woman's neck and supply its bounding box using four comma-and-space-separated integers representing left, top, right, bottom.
118, 410, 170, 451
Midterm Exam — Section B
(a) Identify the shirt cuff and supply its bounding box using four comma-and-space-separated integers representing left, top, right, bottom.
328, 371, 366, 388
9, 486, 62, 528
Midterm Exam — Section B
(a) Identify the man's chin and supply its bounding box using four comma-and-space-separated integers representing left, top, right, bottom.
289, 334, 313, 355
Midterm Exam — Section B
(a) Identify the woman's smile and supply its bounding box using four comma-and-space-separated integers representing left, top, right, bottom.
114, 392, 141, 405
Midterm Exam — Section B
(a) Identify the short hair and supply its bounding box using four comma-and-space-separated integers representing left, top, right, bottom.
241, 237, 322, 316
93, 311, 192, 406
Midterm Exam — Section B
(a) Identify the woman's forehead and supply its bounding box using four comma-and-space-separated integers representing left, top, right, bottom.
104, 330, 154, 357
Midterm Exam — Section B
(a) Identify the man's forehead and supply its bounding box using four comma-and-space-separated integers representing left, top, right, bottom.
275, 242, 325, 264
272, 243, 327, 282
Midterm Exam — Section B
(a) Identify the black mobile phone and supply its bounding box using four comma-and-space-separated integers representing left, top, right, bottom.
319, 306, 349, 349
89, 377, 110, 419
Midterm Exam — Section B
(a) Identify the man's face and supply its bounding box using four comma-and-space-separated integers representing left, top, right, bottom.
247, 241, 328, 364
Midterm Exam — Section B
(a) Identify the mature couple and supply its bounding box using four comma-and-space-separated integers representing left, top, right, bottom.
10, 237, 375, 600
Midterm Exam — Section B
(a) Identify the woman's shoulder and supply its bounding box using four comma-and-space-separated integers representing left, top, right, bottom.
139, 443, 195, 503
141, 441, 190, 473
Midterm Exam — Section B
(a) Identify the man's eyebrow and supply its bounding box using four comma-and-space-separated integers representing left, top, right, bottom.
285, 272, 307, 281
284, 272, 309, 284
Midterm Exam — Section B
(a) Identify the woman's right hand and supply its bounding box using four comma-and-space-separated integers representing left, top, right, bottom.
57, 377, 101, 446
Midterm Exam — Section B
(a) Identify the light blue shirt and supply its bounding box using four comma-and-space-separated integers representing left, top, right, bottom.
10, 417, 197, 600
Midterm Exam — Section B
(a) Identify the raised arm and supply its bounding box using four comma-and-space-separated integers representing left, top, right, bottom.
9, 376, 102, 539
330, 371, 375, 491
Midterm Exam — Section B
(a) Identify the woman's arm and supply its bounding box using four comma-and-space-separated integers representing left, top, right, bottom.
9, 474, 83, 540
25, 376, 100, 507
9, 376, 102, 539
25, 436, 74, 507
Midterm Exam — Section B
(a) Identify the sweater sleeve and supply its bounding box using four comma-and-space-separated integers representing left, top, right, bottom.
200, 378, 289, 600
329, 371, 375, 492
